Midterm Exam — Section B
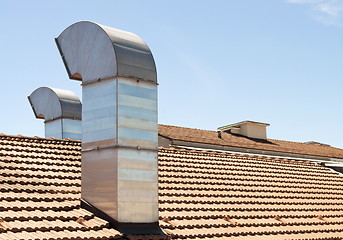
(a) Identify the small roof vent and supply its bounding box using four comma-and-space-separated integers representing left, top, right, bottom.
218, 120, 270, 140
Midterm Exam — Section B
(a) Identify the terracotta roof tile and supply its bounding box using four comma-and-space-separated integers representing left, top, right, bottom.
0, 135, 122, 240
2, 131, 343, 239
158, 147, 343, 239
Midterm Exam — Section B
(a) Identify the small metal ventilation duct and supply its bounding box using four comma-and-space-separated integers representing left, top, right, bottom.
28, 87, 82, 140
56, 21, 159, 232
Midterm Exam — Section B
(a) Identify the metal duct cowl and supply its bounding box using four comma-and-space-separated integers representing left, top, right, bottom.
56, 21, 157, 84
56, 21, 159, 227
28, 87, 82, 140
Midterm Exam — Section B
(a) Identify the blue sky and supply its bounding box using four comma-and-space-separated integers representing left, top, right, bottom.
1, 0, 343, 147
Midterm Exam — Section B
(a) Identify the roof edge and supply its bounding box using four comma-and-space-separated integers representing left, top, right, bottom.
218, 120, 270, 130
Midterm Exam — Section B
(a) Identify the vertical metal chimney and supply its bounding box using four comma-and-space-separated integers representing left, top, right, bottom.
28, 87, 82, 140
55, 21, 159, 232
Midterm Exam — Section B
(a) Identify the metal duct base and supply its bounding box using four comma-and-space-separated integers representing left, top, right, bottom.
81, 199, 165, 235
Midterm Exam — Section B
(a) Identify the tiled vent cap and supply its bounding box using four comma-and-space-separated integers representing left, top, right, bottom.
218, 121, 270, 140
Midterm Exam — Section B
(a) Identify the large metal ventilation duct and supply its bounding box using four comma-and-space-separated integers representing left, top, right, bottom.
28, 87, 82, 140
56, 21, 159, 233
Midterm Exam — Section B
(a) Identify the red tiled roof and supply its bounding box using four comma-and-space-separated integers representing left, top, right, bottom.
2, 131, 343, 239
158, 124, 343, 159
158, 147, 343, 239
0, 134, 122, 240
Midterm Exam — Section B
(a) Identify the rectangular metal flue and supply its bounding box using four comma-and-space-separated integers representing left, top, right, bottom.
56, 21, 159, 225
82, 78, 158, 223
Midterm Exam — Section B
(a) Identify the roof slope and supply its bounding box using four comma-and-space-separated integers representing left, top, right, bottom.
159, 124, 343, 159
0, 134, 121, 240
159, 148, 343, 239
2, 133, 343, 239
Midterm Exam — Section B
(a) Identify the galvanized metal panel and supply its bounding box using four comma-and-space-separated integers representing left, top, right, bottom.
82, 80, 117, 144
117, 200, 159, 223
117, 181, 158, 203
118, 116, 157, 132
56, 21, 156, 83
45, 118, 82, 140
82, 148, 119, 220
118, 82, 157, 100
45, 120, 63, 139
81, 77, 158, 223
116, 78, 158, 222
118, 94, 156, 111
118, 78, 157, 148
118, 127, 157, 143
118, 105, 157, 122
61, 119, 82, 140
118, 138, 157, 149
118, 169, 157, 182
118, 148, 158, 170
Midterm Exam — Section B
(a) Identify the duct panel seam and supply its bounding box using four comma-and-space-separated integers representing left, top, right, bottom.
82, 148, 119, 220
82, 126, 116, 143
116, 139, 158, 149
117, 149, 158, 170
118, 77, 157, 89
118, 94, 156, 111
118, 105, 157, 122
118, 82, 157, 100
61, 119, 82, 140
82, 117, 117, 131
118, 128, 157, 143
82, 80, 116, 100
118, 116, 157, 132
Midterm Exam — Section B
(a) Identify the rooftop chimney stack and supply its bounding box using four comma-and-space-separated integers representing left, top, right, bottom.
28, 87, 82, 140
218, 121, 270, 140
56, 22, 159, 233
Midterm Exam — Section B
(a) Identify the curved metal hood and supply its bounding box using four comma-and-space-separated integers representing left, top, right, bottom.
28, 87, 81, 121
56, 21, 157, 83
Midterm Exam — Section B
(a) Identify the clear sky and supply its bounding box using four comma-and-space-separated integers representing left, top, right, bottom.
1, 0, 343, 148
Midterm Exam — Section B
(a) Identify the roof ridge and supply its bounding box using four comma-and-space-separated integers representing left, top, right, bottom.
0, 133, 81, 143
158, 123, 215, 133
159, 124, 339, 150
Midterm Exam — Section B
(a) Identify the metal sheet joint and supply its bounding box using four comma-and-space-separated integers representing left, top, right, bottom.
82, 144, 158, 152
81, 76, 159, 87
